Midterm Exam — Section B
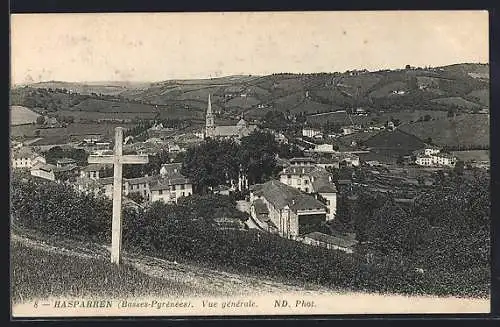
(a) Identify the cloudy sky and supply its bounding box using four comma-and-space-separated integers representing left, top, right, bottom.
11, 11, 488, 84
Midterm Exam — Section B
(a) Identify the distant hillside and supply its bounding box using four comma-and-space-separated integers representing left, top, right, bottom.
399, 114, 490, 148
11, 63, 489, 120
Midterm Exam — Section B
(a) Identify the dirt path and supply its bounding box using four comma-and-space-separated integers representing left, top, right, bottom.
11, 232, 329, 296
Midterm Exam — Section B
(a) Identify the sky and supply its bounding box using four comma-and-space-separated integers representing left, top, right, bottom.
11, 11, 489, 84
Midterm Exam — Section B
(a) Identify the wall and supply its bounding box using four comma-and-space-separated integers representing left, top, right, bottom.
280, 173, 314, 193
30, 169, 55, 181
150, 183, 192, 203
319, 192, 337, 221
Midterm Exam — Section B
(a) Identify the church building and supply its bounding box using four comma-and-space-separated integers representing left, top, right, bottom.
203, 94, 257, 140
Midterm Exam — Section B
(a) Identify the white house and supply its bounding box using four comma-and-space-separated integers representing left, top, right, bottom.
150, 177, 192, 203
11, 147, 46, 169
414, 147, 456, 167
302, 127, 322, 138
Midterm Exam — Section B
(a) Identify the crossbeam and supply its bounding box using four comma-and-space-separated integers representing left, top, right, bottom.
88, 127, 149, 265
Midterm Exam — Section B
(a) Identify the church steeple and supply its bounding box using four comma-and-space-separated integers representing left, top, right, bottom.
205, 94, 215, 136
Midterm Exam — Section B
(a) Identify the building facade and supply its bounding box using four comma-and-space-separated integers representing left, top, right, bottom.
249, 180, 327, 239
11, 147, 46, 169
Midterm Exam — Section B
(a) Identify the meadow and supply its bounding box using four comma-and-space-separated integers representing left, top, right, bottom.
399, 114, 490, 148
306, 110, 449, 126
10, 106, 41, 125
10, 122, 136, 144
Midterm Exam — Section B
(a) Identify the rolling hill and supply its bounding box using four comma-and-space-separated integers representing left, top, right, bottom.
10, 63, 489, 122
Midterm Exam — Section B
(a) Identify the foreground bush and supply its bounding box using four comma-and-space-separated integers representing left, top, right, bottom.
10, 173, 490, 298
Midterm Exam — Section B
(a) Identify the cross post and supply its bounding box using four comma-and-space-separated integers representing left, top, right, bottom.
88, 127, 148, 265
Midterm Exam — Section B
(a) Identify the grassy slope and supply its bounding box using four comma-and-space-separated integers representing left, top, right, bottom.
11, 230, 323, 304
10, 106, 41, 125
399, 114, 490, 147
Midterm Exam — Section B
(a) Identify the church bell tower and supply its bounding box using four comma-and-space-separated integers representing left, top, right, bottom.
205, 94, 215, 137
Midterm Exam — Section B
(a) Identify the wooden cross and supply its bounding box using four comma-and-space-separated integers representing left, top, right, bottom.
88, 127, 148, 265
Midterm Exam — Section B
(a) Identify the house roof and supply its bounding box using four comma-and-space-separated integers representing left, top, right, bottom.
253, 199, 269, 214
281, 165, 330, 179
290, 157, 316, 163
150, 176, 191, 191
303, 232, 358, 248
127, 175, 157, 185
312, 177, 337, 193
98, 177, 114, 185
81, 163, 111, 172
252, 180, 326, 212
54, 164, 78, 172
57, 157, 77, 164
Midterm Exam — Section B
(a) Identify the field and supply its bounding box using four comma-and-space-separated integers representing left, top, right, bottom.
10, 106, 41, 125
307, 110, 449, 126
467, 89, 489, 107
10, 122, 136, 143
430, 97, 483, 110
399, 114, 490, 148
451, 150, 490, 162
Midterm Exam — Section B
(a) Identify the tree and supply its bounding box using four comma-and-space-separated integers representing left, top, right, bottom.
128, 192, 145, 204
36, 116, 45, 125
238, 131, 279, 185
182, 138, 240, 194
453, 160, 465, 176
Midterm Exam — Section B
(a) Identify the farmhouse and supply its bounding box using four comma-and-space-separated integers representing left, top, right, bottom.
11, 147, 46, 169
414, 147, 457, 167
204, 94, 257, 140
249, 180, 327, 239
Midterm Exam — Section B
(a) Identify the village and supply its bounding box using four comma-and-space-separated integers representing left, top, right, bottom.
11, 93, 488, 256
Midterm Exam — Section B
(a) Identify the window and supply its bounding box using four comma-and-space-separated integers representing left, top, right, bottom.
287, 175, 291, 179
180, 184, 185, 190
305, 187, 309, 193
172, 185, 176, 191
304, 180, 308, 184
158, 190, 163, 195
297, 180, 301, 185
182, 192, 185, 196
